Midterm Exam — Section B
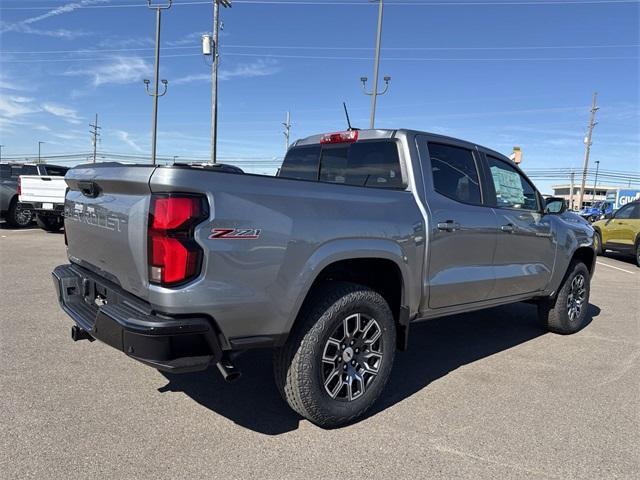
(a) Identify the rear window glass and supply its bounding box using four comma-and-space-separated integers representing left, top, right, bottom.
43, 165, 69, 176
0, 165, 10, 179
320, 141, 403, 189
279, 145, 321, 181
17, 165, 38, 176
279, 140, 403, 189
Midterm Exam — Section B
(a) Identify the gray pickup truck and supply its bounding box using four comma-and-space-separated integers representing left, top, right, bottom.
53, 129, 595, 427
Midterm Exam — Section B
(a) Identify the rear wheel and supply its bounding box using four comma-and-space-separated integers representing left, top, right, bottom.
274, 282, 396, 428
6, 199, 32, 228
36, 215, 63, 232
538, 261, 591, 334
635, 242, 640, 267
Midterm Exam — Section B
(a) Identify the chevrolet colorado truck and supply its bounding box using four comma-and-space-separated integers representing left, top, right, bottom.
53, 129, 595, 427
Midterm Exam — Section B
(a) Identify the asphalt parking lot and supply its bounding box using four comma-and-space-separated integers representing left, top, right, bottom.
1, 224, 638, 479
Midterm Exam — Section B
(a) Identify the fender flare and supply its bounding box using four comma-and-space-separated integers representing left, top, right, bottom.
282, 238, 411, 337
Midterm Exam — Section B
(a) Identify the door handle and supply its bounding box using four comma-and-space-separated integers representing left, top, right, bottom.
500, 224, 515, 233
437, 220, 460, 232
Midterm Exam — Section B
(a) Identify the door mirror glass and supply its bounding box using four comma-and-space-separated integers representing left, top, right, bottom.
544, 197, 566, 214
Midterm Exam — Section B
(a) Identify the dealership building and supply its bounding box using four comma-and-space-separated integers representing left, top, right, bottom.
551, 185, 639, 210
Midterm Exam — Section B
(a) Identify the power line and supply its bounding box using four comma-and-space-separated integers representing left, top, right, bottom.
4, 43, 638, 55
2, 0, 639, 10
2, 52, 638, 63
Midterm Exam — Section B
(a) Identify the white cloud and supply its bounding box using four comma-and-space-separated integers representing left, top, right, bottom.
115, 130, 144, 153
0, 96, 40, 118
0, 1, 106, 38
165, 32, 204, 47
173, 59, 281, 85
98, 36, 155, 48
65, 56, 152, 86
42, 102, 83, 124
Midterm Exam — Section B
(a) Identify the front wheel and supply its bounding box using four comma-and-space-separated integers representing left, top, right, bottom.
635, 242, 640, 267
594, 231, 603, 255
36, 215, 63, 232
538, 261, 591, 334
274, 282, 396, 428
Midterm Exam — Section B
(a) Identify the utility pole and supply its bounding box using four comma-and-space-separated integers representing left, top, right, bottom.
89, 114, 101, 163
282, 111, 292, 154
360, 0, 390, 129
209, 0, 232, 164
569, 171, 575, 210
578, 92, 598, 209
591, 160, 600, 201
37, 141, 45, 164
144, 0, 172, 165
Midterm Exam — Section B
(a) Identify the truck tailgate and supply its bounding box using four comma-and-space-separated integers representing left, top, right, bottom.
64, 164, 156, 299
19, 175, 66, 204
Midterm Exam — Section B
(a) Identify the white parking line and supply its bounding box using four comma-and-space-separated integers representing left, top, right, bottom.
596, 261, 636, 275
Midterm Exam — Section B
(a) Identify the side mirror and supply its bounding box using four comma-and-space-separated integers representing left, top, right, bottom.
544, 197, 566, 215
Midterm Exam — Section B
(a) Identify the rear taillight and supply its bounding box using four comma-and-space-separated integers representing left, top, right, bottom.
148, 194, 208, 287
320, 130, 358, 145
17, 177, 21, 196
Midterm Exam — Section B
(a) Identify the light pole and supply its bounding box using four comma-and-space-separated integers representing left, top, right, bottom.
360, 0, 390, 129
38, 141, 45, 164
591, 160, 600, 201
145, 0, 172, 165
209, 0, 232, 164
0, 145, 4, 162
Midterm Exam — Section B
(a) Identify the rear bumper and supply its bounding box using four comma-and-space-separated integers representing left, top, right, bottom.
52, 264, 224, 373
20, 202, 64, 215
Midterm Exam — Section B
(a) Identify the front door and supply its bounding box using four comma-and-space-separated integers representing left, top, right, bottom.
419, 139, 498, 309
483, 154, 555, 297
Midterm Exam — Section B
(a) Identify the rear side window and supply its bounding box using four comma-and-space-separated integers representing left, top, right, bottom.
486, 156, 538, 210
320, 141, 403, 189
279, 145, 321, 181
43, 165, 69, 176
428, 143, 482, 204
279, 140, 404, 189
615, 203, 639, 219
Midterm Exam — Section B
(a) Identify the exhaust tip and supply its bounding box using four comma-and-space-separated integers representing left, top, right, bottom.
216, 359, 241, 383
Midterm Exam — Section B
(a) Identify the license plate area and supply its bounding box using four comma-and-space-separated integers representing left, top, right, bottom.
42, 203, 54, 210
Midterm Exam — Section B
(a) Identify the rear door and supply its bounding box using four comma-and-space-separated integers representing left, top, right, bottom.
64, 164, 156, 299
417, 137, 499, 309
482, 153, 555, 297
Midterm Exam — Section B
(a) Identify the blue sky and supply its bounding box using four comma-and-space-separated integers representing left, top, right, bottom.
0, 0, 638, 191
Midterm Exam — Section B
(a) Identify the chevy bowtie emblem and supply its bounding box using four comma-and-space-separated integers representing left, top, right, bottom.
209, 228, 261, 240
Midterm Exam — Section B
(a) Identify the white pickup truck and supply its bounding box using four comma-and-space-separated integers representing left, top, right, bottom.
19, 164, 68, 231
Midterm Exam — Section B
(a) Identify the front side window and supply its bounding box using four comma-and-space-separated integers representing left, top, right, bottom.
428, 143, 482, 204
487, 156, 538, 210
614, 203, 637, 219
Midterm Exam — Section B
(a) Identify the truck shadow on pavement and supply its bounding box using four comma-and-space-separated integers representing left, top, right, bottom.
158, 301, 600, 435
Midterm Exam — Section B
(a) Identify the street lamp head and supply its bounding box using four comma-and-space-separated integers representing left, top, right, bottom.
144, 79, 150, 85
360, 77, 368, 83
161, 79, 168, 85
383, 76, 391, 82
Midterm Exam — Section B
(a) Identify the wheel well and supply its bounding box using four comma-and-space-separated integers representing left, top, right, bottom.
306, 258, 404, 324
572, 246, 595, 274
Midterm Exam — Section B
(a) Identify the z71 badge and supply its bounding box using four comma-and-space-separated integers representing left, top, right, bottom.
209, 228, 261, 240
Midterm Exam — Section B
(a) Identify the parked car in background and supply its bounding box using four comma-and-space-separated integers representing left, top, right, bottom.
592, 200, 640, 266
19, 165, 69, 232
1, 163, 37, 227
578, 200, 614, 222
52, 129, 596, 427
